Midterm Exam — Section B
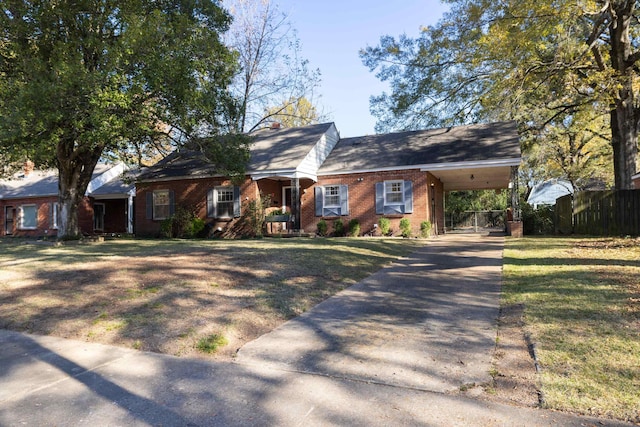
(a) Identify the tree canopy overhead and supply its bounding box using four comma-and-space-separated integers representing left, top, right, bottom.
0, 0, 242, 238
361, 0, 639, 189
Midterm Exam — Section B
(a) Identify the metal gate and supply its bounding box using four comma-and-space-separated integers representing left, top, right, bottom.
445, 210, 506, 233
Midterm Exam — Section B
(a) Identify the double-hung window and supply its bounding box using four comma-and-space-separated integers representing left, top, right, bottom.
376, 180, 413, 215
19, 204, 37, 230
153, 190, 171, 220
207, 186, 241, 219
145, 190, 175, 220
385, 181, 404, 205
315, 185, 349, 217
216, 187, 234, 218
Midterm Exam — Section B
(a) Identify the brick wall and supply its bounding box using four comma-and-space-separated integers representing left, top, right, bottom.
0, 196, 94, 238
135, 177, 258, 237
303, 170, 444, 237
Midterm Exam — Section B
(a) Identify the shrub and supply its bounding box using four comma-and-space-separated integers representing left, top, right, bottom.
192, 217, 206, 237
317, 219, 328, 236
400, 218, 412, 238
160, 217, 173, 238
333, 219, 345, 237
522, 203, 555, 235
244, 194, 271, 237
420, 220, 432, 238
348, 219, 360, 237
159, 206, 205, 238
378, 217, 391, 235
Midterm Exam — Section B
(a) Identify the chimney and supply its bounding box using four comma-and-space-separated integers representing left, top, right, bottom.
23, 160, 35, 177
270, 122, 281, 130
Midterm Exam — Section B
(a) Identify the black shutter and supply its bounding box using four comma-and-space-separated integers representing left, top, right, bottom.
375, 182, 384, 214
146, 192, 153, 219
315, 187, 324, 216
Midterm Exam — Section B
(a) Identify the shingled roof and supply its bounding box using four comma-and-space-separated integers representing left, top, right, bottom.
0, 163, 122, 199
318, 121, 520, 174
137, 122, 338, 181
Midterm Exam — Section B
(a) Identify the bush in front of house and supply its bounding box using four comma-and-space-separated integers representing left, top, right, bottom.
400, 218, 412, 238
160, 206, 205, 238
348, 219, 360, 237
420, 220, 432, 238
378, 217, 391, 236
333, 219, 345, 237
317, 219, 328, 236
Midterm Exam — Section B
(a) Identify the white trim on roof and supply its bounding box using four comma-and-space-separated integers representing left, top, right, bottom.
250, 170, 317, 182
318, 158, 521, 177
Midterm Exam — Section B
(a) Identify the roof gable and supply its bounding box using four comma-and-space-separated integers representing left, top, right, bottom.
137, 122, 338, 181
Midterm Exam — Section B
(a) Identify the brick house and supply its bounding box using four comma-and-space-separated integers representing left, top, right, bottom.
0, 162, 131, 237
135, 123, 340, 236
633, 172, 640, 189
135, 121, 521, 237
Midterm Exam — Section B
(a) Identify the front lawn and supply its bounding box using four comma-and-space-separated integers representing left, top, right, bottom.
0, 237, 422, 359
503, 237, 640, 423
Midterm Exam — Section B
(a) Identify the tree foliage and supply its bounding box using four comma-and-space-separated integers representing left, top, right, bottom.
361, 0, 639, 189
0, 0, 240, 238
264, 96, 320, 128
224, 0, 321, 132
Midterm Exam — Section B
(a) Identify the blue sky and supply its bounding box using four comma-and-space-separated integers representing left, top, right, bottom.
273, 0, 449, 137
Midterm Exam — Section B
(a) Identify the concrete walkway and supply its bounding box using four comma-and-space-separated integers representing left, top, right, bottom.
0, 234, 632, 426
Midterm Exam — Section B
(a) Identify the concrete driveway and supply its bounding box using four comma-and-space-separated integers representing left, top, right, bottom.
236, 233, 504, 393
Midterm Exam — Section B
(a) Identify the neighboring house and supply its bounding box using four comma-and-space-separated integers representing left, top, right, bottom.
527, 179, 574, 209
633, 172, 640, 189
0, 162, 129, 237
136, 121, 522, 237
89, 168, 140, 235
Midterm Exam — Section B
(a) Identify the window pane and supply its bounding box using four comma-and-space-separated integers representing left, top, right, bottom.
385, 181, 403, 204
153, 190, 170, 219
22, 205, 37, 229
325, 186, 340, 207
216, 187, 234, 218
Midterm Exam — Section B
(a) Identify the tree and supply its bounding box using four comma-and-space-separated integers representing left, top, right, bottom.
0, 0, 241, 239
525, 111, 613, 191
361, 0, 639, 189
264, 96, 320, 128
225, 0, 321, 132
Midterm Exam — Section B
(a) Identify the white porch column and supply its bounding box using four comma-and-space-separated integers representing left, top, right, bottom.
127, 191, 134, 234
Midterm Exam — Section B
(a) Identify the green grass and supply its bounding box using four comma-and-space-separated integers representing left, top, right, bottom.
503, 237, 640, 423
196, 333, 228, 353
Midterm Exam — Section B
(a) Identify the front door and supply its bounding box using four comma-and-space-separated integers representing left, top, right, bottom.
4, 206, 14, 235
282, 187, 293, 212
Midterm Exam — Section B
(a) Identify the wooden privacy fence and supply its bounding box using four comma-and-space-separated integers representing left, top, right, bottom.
555, 190, 640, 236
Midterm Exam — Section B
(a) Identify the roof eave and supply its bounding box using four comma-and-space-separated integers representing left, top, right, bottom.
318, 158, 521, 177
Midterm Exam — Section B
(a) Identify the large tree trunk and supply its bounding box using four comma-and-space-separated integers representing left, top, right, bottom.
609, 3, 639, 190
56, 141, 102, 240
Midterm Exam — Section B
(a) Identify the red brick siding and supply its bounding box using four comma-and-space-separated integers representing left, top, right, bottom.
633, 175, 640, 189
0, 196, 94, 238
303, 170, 444, 237
135, 177, 258, 237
